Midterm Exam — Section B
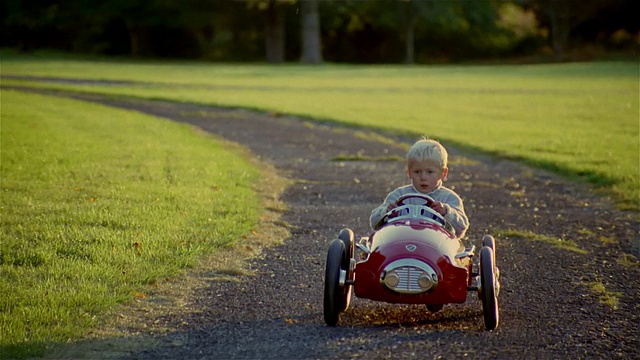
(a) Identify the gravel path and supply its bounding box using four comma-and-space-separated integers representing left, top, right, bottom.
13, 88, 640, 359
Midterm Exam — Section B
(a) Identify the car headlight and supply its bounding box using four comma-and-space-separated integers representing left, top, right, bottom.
418, 273, 433, 289
383, 272, 400, 288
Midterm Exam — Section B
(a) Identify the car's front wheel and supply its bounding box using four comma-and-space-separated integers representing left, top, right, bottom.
324, 239, 347, 326
338, 228, 354, 312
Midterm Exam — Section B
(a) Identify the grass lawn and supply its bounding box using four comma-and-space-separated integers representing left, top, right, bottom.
2, 54, 638, 210
0, 54, 638, 358
0, 90, 262, 358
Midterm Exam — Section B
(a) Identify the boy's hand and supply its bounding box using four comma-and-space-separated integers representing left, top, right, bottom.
430, 201, 447, 216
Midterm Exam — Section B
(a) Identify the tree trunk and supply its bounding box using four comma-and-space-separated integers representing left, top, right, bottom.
399, 0, 417, 65
300, 0, 322, 64
265, 0, 285, 63
548, 11, 569, 59
404, 17, 416, 64
127, 24, 144, 56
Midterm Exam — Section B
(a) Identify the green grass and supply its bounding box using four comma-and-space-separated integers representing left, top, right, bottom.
332, 154, 403, 162
2, 54, 637, 210
0, 53, 637, 357
495, 229, 589, 254
617, 253, 640, 268
0, 90, 261, 358
581, 280, 622, 310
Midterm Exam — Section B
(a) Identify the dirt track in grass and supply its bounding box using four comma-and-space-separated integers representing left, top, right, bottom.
10, 87, 640, 359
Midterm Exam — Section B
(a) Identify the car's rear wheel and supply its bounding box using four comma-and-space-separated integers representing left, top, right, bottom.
482, 235, 496, 262
482, 234, 500, 295
324, 239, 346, 326
426, 304, 443, 313
480, 246, 499, 330
338, 228, 354, 312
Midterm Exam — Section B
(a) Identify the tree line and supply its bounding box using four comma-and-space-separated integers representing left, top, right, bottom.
2, 0, 637, 63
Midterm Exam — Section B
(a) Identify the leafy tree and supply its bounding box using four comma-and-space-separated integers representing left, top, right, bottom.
319, 0, 506, 63
524, 0, 622, 57
319, 0, 401, 63
1, 0, 633, 61
2, 0, 66, 51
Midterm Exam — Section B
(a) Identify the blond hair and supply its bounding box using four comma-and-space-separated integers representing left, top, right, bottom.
406, 138, 448, 169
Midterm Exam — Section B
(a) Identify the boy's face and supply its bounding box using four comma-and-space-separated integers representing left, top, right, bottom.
408, 160, 448, 194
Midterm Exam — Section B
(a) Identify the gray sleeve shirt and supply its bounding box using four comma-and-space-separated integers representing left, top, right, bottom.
369, 184, 469, 237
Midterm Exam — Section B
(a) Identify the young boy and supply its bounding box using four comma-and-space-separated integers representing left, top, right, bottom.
370, 138, 469, 237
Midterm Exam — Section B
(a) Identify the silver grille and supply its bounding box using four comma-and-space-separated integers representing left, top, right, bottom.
381, 258, 438, 294
394, 266, 424, 292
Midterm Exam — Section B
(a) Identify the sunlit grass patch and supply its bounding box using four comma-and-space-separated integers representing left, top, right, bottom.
332, 154, 403, 162
2, 59, 636, 210
581, 280, 622, 310
509, 189, 527, 198
616, 253, 640, 268
495, 229, 588, 254
353, 130, 409, 149
180, 109, 249, 119
576, 228, 595, 237
0, 90, 263, 358
598, 235, 618, 245
448, 156, 480, 166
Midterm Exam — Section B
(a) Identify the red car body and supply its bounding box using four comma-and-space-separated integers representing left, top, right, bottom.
354, 218, 472, 305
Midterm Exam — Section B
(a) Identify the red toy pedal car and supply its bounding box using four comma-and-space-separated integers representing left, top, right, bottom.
323, 193, 500, 330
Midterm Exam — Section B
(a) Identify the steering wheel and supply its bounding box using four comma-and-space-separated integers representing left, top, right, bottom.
395, 193, 436, 207
374, 193, 438, 230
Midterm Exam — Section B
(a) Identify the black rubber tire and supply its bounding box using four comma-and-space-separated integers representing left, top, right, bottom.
480, 246, 499, 330
426, 304, 443, 313
337, 228, 354, 312
324, 239, 346, 326
338, 228, 355, 265
482, 235, 497, 263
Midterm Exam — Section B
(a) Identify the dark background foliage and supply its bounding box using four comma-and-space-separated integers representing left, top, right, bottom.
1, 0, 637, 63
